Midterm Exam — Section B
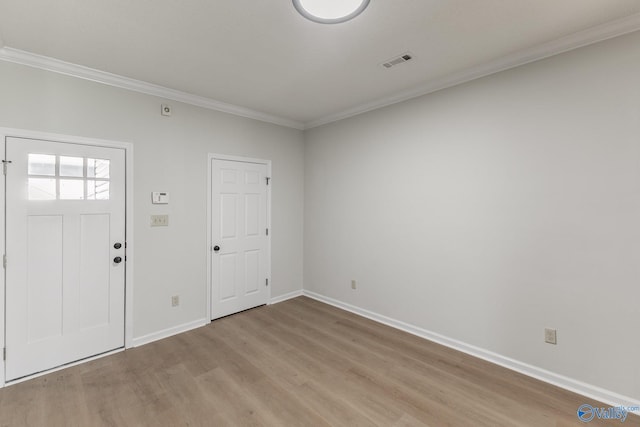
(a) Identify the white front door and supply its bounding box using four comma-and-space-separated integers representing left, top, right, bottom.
211, 158, 269, 320
5, 137, 126, 381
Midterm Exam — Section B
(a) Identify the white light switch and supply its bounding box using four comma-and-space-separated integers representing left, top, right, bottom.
152, 192, 169, 204
151, 215, 169, 227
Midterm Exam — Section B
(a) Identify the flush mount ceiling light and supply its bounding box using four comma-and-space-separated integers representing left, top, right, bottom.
293, 0, 370, 24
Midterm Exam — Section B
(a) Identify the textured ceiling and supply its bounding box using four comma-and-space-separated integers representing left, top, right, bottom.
1, 0, 640, 127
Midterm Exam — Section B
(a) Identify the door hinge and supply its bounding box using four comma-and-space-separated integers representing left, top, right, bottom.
266, 177, 271, 185
265, 278, 269, 287
2, 160, 11, 175
266, 228, 269, 236
2, 254, 6, 269
3, 348, 5, 361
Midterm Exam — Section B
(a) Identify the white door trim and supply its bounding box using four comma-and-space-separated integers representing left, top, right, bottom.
206, 153, 272, 321
0, 127, 134, 388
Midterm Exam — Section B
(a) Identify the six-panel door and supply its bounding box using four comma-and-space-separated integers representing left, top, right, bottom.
211, 159, 269, 319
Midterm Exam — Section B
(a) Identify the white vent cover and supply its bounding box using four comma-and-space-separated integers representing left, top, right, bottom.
381, 52, 413, 69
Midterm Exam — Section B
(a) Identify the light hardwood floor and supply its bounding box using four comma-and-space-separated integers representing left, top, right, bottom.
0, 296, 636, 426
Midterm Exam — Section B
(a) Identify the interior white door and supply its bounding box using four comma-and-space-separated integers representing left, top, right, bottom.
211, 159, 269, 319
5, 137, 126, 381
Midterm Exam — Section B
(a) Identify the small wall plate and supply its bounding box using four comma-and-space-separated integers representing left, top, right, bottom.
152, 192, 169, 204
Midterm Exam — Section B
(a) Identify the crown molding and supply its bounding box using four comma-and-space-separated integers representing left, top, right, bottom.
0, 47, 305, 130
304, 12, 640, 130
2, 12, 640, 132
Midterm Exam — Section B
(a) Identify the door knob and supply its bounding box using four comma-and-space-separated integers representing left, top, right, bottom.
114, 256, 123, 264
114, 242, 122, 249
213, 245, 220, 252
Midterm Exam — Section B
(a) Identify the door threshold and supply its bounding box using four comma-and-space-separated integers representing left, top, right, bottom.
211, 304, 267, 322
4, 347, 124, 387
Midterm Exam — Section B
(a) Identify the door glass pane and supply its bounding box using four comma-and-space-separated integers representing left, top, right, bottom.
87, 180, 110, 200
60, 156, 84, 177
28, 178, 56, 200
60, 179, 84, 200
28, 154, 56, 176
87, 158, 110, 179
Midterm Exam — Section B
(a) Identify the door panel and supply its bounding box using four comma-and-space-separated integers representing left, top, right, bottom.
211, 159, 268, 319
245, 194, 260, 236
79, 214, 111, 329
5, 137, 125, 381
27, 215, 64, 343
220, 253, 238, 300
245, 250, 260, 294
221, 194, 237, 238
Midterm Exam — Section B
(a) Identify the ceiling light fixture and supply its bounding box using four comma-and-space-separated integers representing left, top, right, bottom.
293, 0, 370, 24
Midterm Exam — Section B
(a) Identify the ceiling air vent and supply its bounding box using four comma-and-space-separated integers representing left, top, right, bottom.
382, 52, 413, 69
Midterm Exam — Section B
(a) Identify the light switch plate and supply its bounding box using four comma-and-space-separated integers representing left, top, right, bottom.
152, 192, 169, 204
151, 215, 169, 227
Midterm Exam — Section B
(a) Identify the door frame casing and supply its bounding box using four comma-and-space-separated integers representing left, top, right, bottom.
207, 153, 272, 321
0, 127, 135, 387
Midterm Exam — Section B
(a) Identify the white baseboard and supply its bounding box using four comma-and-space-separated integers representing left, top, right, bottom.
270, 289, 304, 305
303, 290, 640, 411
130, 289, 303, 348
131, 318, 208, 348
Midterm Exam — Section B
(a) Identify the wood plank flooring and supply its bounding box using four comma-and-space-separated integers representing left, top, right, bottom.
0, 296, 636, 426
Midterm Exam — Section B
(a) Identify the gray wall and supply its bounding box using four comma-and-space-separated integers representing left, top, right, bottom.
0, 60, 305, 339
304, 31, 640, 400
2, 28, 639, 401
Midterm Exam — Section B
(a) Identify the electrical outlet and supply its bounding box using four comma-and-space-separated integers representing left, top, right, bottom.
151, 215, 169, 227
351, 280, 357, 290
171, 295, 179, 307
545, 328, 557, 345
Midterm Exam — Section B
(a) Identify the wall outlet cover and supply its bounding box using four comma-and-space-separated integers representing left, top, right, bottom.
545, 328, 557, 345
